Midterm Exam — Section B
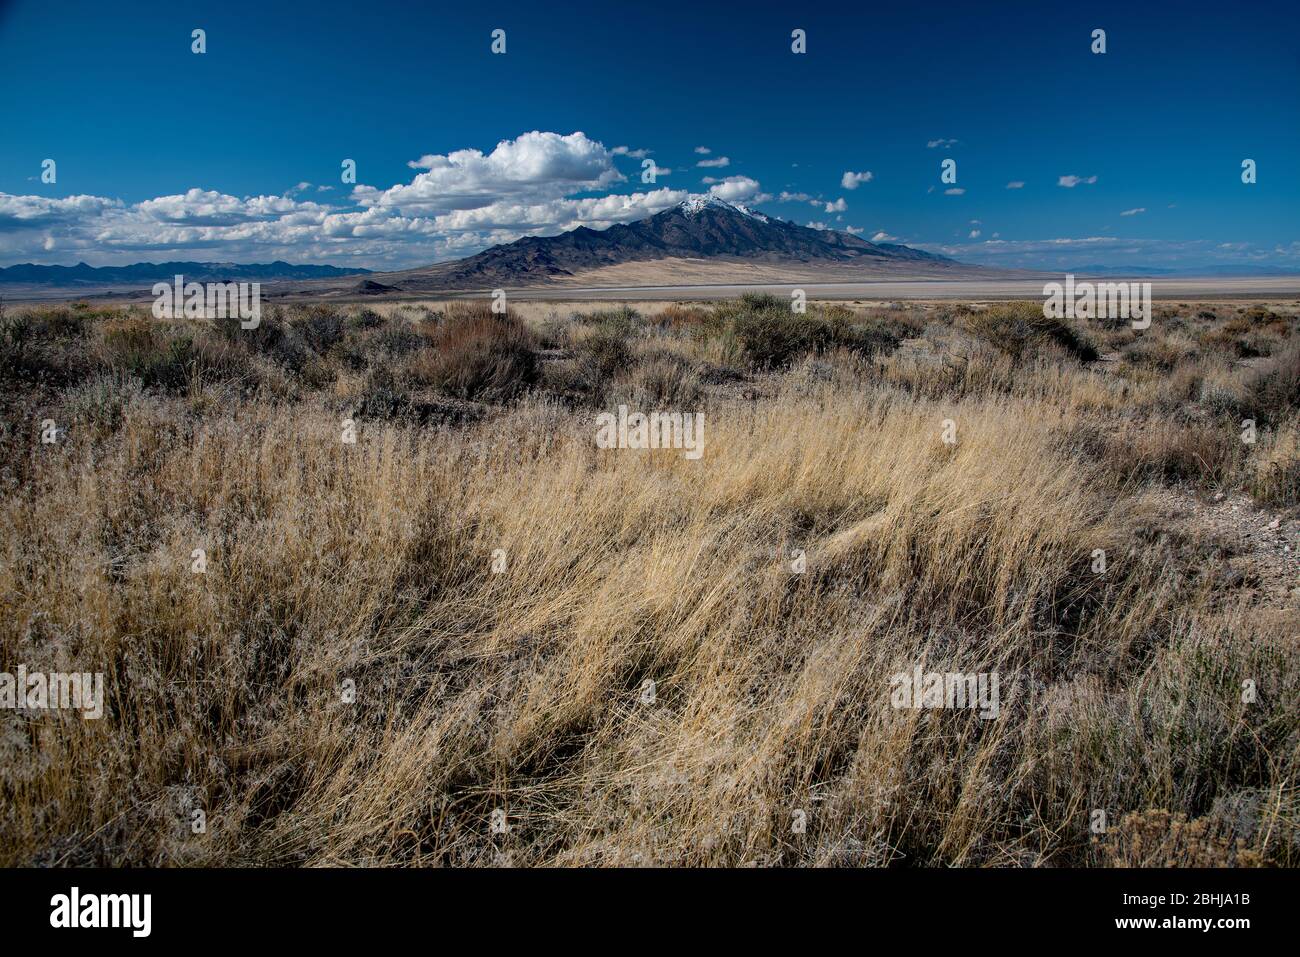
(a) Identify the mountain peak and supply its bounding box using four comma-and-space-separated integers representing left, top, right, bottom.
676, 195, 769, 223
413, 199, 956, 289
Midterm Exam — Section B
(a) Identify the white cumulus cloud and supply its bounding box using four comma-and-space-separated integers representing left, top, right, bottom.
364, 130, 623, 214
706, 176, 763, 202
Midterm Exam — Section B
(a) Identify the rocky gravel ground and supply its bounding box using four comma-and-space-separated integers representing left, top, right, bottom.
1150, 487, 1300, 608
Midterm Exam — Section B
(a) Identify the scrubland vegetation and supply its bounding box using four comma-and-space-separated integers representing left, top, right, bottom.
1, 292, 1297, 866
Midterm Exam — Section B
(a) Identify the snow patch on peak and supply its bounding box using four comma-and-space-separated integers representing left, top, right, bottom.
677, 195, 769, 223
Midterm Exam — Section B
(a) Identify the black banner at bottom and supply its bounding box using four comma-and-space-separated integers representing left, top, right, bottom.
0, 867, 1276, 942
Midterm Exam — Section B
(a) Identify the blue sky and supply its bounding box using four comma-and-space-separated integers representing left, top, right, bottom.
1, 0, 1297, 271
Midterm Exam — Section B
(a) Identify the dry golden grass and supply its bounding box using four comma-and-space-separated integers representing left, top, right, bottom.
1, 297, 1297, 866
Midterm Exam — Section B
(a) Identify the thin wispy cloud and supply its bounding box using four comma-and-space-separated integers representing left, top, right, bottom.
1058, 175, 1098, 188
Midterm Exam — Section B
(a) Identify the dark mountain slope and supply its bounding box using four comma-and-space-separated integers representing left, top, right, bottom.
412, 197, 953, 288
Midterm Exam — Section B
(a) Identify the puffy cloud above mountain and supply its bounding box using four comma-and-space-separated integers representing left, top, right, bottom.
430, 188, 688, 234
706, 176, 764, 202
0, 132, 717, 268
360, 131, 624, 214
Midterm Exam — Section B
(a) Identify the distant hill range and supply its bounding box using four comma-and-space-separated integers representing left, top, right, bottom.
0, 200, 993, 302
0, 261, 371, 286
387, 197, 956, 291
1066, 263, 1300, 277
9, 205, 1296, 301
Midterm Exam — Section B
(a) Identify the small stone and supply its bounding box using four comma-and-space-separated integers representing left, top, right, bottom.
1268, 518, 1281, 529
1213, 492, 1225, 502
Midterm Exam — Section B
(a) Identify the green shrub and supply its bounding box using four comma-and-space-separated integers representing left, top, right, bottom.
413, 304, 538, 402
101, 321, 196, 390
536, 314, 573, 349
375, 321, 425, 357
961, 302, 1098, 362
580, 305, 643, 339
63, 373, 146, 436
734, 308, 818, 369
574, 329, 635, 389
349, 307, 385, 330
739, 292, 781, 312
293, 305, 346, 354
1242, 339, 1300, 424
729, 297, 909, 369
